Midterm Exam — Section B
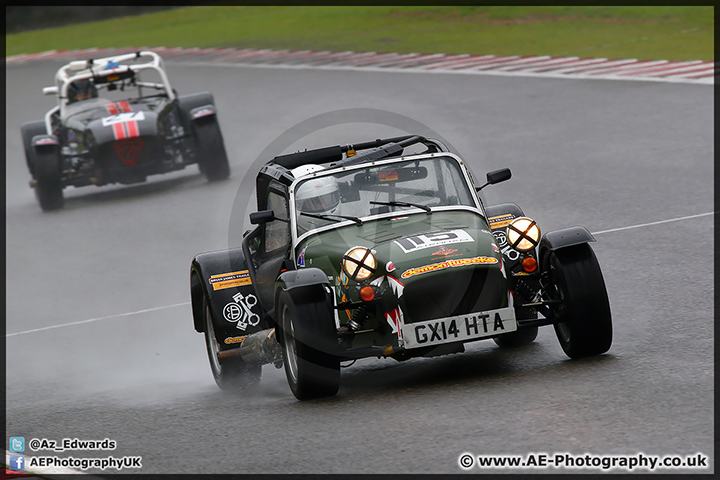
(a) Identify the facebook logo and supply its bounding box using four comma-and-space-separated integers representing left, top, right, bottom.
10, 436, 25, 452
9, 455, 25, 471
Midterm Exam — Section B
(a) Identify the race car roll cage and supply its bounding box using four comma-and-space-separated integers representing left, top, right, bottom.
40, 51, 175, 134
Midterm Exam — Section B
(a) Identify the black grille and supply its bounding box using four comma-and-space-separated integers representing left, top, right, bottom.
402, 267, 505, 322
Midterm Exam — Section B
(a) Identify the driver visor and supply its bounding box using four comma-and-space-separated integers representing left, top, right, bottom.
300, 191, 340, 214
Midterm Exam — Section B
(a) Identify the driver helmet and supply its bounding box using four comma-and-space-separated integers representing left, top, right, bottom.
67, 79, 97, 103
292, 164, 341, 232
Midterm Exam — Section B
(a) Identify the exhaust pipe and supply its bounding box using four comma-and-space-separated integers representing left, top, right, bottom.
217, 328, 281, 366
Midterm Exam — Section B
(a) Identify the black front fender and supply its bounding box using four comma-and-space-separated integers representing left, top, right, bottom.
538, 226, 596, 265
275, 268, 332, 308
190, 248, 266, 340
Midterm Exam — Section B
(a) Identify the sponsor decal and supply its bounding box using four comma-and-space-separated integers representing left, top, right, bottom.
431, 246, 459, 256
224, 336, 247, 345
379, 171, 399, 182
401, 256, 498, 279
297, 246, 307, 267
192, 107, 214, 119
223, 292, 260, 330
102, 111, 145, 126
107, 74, 120, 82
209, 270, 252, 291
386, 261, 396, 272
385, 307, 405, 343
493, 230, 520, 261
34, 137, 57, 146
512, 271, 532, 276
488, 213, 515, 230
394, 229, 474, 253
113, 138, 144, 167
389, 217, 408, 222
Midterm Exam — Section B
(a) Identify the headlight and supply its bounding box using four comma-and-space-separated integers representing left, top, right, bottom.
342, 247, 377, 282
507, 217, 541, 252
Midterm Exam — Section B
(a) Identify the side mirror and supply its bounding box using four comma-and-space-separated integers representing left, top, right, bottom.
476, 168, 512, 192
249, 210, 275, 225
42, 86, 59, 95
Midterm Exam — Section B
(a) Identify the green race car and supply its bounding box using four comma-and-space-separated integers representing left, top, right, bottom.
190, 135, 612, 400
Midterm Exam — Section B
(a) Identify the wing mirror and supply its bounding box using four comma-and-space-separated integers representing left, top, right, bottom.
249, 210, 275, 225
42, 86, 59, 95
476, 168, 512, 191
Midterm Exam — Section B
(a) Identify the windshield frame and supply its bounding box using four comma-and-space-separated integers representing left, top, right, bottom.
289, 152, 485, 246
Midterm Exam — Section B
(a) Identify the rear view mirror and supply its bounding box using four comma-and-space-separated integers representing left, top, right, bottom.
486, 168, 512, 185
42, 86, 58, 95
476, 168, 512, 192
250, 210, 275, 225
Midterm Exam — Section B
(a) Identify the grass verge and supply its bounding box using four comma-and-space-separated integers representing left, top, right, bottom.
6, 6, 714, 61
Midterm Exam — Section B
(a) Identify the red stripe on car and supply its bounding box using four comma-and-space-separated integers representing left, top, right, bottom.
106, 103, 119, 115
118, 101, 132, 112
126, 120, 139, 138
113, 122, 126, 140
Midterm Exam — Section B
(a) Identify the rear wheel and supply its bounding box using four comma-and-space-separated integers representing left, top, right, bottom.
203, 296, 261, 391
278, 291, 340, 400
194, 117, 230, 181
543, 244, 612, 359
32, 148, 64, 211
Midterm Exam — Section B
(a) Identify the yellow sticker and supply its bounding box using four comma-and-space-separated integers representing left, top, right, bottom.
224, 336, 246, 344
488, 214, 515, 230
209, 270, 252, 291
401, 256, 498, 279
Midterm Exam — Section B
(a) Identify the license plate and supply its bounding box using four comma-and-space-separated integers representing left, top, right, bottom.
402, 307, 517, 349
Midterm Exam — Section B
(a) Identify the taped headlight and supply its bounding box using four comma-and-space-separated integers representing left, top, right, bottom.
507, 217, 541, 252
342, 247, 377, 282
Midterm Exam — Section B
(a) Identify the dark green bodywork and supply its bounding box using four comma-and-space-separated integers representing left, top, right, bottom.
295, 210, 508, 354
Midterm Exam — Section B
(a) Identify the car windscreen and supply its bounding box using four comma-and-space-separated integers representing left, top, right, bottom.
293, 156, 476, 235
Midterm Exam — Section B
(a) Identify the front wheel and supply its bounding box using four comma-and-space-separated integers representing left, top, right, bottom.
194, 117, 230, 182
544, 244, 612, 359
32, 148, 64, 211
203, 296, 261, 391
278, 291, 340, 400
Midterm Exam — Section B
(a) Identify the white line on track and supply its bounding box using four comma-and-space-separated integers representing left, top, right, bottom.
593, 212, 714, 235
5, 302, 190, 338
5, 212, 713, 339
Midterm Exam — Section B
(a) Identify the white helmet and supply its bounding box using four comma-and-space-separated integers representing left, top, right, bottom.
292, 164, 341, 232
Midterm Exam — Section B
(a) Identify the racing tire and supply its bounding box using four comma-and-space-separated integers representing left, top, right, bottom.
194, 117, 230, 182
543, 244, 612, 359
277, 291, 340, 400
203, 295, 261, 391
493, 327, 538, 348
32, 147, 64, 211
21, 120, 47, 177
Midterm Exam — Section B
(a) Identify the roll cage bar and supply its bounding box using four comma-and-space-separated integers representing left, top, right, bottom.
255, 135, 450, 212
45, 50, 175, 118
